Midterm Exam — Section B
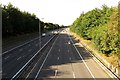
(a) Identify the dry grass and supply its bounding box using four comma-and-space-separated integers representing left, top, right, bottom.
69, 30, 118, 68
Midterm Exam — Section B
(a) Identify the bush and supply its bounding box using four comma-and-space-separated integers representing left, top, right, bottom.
70, 5, 119, 55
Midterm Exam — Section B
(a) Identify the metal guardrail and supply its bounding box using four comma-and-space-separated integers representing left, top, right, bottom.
10, 33, 60, 80
76, 37, 120, 79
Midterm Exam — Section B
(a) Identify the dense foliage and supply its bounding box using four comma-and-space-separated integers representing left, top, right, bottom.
2, 3, 39, 37
70, 5, 119, 55
2, 3, 60, 37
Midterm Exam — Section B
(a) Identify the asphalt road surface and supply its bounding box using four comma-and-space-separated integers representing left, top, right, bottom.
37, 29, 110, 78
2, 28, 117, 80
22, 28, 115, 80
2, 31, 55, 78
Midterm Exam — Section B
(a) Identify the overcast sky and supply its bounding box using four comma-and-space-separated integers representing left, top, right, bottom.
1, 0, 119, 26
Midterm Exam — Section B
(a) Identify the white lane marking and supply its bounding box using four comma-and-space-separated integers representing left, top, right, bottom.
34, 35, 59, 80
25, 54, 42, 80
80, 42, 118, 79
68, 50, 69, 52
4, 56, 10, 59
28, 49, 32, 52
58, 49, 60, 52
17, 57, 21, 60
57, 57, 59, 60
3, 37, 38, 54
54, 70, 58, 78
11, 34, 56, 80
93, 55, 118, 79
68, 34, 95, 79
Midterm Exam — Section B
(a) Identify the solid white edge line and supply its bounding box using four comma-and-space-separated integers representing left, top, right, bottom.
68, 33, 96, 80
26, 35, 61, 79
11, 35, 56, 80
69, 57, 76, 78
68, 28, 119, 79
3, 37, 38, 54
25, 55, 42, 80
83, 44, 119, 79
34, 35, 59, 80
59, 49, 60, 52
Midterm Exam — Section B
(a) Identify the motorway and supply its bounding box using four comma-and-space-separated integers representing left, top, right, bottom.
34, 29, 111, 79
2, 30, 58, 79
2, 28, 116, 80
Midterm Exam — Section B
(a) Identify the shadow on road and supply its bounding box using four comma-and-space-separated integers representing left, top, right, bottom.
38, 33, 94, 78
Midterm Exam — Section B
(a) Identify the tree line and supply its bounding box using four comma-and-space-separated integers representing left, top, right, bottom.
1, 3, 60, 38
70, 5, 119, 56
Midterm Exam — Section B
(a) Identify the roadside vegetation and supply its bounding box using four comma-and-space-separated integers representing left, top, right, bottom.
70, 5, 119, 73
1, 3, 62, 51
70, 5, 119, 57
1, 3, 61, 38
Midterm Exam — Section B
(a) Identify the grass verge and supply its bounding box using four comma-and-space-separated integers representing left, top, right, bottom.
69, 29, 119, 77
3, 32, 39, 52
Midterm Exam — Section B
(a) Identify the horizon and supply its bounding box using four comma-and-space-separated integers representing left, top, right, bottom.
1, 0, 119, 26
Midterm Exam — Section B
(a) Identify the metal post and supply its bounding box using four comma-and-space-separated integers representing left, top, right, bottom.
39, 20, 41, 50
0, 8, 2, 80
53, 26, 54, 34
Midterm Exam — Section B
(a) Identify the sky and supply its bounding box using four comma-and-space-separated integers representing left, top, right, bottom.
0, 0, 119, 26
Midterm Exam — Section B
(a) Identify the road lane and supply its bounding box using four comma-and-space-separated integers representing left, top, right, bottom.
68, 31, 110, 78
19, 35, 58, 79
2, 33, 54, 78
2, 28, 114, 79
35, 29, 111, 79
36, 31, 91, 78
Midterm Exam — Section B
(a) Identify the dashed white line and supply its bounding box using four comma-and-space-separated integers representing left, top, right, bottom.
11, 35, 56, 80
17, 57, 21, 60
25, 54, 42, 80
57, 57, 59, 60
68, 50, 69, 52
68, 33, 95, 80
58, 49, 60, 52
4, 56, 9, 59
34, 35, 59, 80
3, 37, 38, 54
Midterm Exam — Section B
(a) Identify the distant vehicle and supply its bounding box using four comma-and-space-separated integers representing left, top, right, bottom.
42, 33, 46, 37
68, 41, 71, 44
